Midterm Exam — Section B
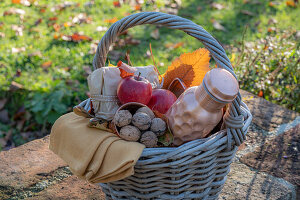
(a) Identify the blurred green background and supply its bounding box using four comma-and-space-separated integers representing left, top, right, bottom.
0, 0, 299, 150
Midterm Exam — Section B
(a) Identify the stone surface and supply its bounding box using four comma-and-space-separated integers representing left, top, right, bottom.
0, 136, 66, 189
0, 136, 105, 200
220, 162, 297, 200
240, 124, 300, 187
240, 90, 299, 132
27, 176, 104, 200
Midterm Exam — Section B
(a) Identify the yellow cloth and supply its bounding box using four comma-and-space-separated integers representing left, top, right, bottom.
49, 112, 145, 183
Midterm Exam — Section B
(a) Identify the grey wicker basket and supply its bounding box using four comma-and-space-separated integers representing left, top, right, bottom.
93, 12, 252, 200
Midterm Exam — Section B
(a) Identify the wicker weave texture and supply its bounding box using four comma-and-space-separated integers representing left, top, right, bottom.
93, 12, 253, 200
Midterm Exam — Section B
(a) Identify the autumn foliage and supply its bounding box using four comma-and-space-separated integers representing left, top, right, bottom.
161, 48, 210, 89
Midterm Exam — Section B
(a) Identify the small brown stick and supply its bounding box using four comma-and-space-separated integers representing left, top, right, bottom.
149, 43, 162, 78
125, 49, 133, 66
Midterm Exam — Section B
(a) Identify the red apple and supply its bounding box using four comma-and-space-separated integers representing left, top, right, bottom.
117, 75, 152, 105
147, 89, 177, 114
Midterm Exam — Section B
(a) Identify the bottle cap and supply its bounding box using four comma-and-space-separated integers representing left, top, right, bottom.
203, 68, 239, 103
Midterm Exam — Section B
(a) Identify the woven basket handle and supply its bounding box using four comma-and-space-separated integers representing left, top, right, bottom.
92, 12, 245, 147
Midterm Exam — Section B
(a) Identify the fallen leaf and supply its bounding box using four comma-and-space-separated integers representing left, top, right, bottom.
71, 33, 92, 42
173, 42, 184, 48
40, 8, 46, 13
41, 61, 52, 69
211, 3, 225, 10
61, 35, 71, 41
113, 1, 121, 7
34, 18, 43, 26
3, 8, 25, 16
117, 61, 136, 78
135, 4, 141, 11
241, 10, 254, 16
268, 27, 276, 33
63, 22, 72, 27
51, 1, 77, 12
258, 90, 263, 97
49, 17, 58, 21
104, 17, 118, 23
269, 2, 275, 7
13, 106, 26, 120
286, 0, 296, 7
0, 99, 7, 110
151, 29, 160, 40
161, 48, 210, 89
28, 51, 42, 57
165, 42, 184, 49
125, 37, 141, 45
12, 0, 20, 4
72, 13, 92, 24
96, 26, 108, 32
212, 20, 227, 31
158, 130, 174, 147
53, 23, 60, 32
15, 69, 21, 77
268, 18, 278, 25
230, 53, 236, 63
11, 25, 24, 36
21, 0, 30, 6
12, 47, 25, 53
53, 33, 61, 39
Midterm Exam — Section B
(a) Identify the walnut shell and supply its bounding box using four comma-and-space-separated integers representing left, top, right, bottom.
140, 131, 158, 148
119, 125, 141, 141
136, 107, 155, 120
150, 118, 166, 136
114, 110, 132, 127
132, 112, 151, 130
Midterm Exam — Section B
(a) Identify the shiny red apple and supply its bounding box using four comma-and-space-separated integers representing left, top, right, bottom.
117, 75, 152, 105
147, 89, 177, 114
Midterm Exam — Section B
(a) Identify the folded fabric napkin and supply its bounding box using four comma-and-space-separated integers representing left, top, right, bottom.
49, 112, 145, 183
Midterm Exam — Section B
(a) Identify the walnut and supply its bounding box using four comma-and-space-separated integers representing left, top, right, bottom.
151, 118, 166, 136
114, 110, 132, 127
119, 125, 141, 141
140, 131, 158, 148
136, 107, 155, 120
132, 112, 151, 130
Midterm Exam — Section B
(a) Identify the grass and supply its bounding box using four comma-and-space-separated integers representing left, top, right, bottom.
0, 0, 299, 149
